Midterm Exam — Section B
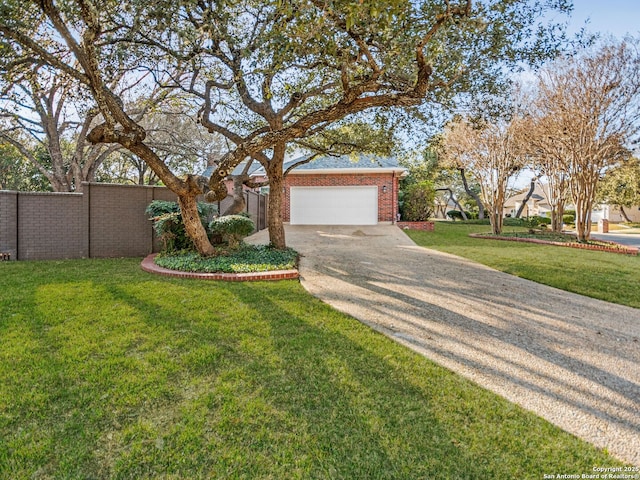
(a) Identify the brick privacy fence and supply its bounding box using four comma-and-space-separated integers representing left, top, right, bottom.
0, 183, 268, 261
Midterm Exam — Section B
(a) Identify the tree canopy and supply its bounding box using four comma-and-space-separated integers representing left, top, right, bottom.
0, 0, 572, 252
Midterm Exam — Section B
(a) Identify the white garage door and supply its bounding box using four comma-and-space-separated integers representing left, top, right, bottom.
290, 186, 378, 225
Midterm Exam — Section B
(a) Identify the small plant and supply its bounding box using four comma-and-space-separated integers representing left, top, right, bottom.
209, 215, 255, 249
562, 214, 575, 224
146, 200, 218, 252
447, 210, 470, 221
155, 244, 298, 273
400, 181, 435, 221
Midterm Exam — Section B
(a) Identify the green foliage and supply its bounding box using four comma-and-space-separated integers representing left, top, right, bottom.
447, 210, 470, 221
597, 158, 640, 208
150, 212, 192, 252
563, 214, 575, 224
155, 244, 298, 273
401, 181, 435, 221
521, 216, 552, 228
0, 142, 50, 191
144, 200, 181, 217
209, 214, 255, 249
146, 200, 217, 252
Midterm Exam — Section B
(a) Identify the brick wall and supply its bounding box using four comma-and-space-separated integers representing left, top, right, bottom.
19, 192, 85, 260
0, 183, 267, 260
284, 172, 399, 222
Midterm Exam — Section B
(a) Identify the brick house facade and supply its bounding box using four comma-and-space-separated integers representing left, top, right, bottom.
219, 154, 407, 225
283, 171, 401, 223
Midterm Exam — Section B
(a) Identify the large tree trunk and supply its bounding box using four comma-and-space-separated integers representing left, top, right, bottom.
267, 167, 286, 249
177, 193, 216, 256
550, 203, 565, 232
574, 196, 592, 242
263, 143, 288, 249
459, 168, 484, 219
515, 178, 536, 218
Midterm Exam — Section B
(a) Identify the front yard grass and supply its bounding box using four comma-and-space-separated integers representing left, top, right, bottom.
406, 222, 640, 309
0, 258, 625, 478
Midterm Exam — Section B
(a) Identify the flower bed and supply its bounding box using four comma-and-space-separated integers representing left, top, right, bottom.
469, 233, 638, 255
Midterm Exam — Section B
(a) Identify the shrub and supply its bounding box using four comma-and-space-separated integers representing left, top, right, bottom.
447, 210, 461, 221
447, 210, 471, 221
209, 215, 255, 249
563, 214, 575, 224
145, 200, 181, 217
151, 212, 192, 252
400, 181, 435, 221
146, 200, 218, 252
504, 217, 526, 226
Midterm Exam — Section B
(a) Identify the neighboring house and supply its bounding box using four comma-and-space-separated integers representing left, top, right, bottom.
504, 184, 552, 218
601, 204, 640, 223
251, 154, 408, 225
503, 183, 640, 223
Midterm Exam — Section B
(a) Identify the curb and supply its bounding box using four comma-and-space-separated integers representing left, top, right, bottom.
468, 234, 639, 255
141, 254, 299, 281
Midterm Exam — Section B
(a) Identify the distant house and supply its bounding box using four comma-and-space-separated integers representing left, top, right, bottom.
504, 184, 552, 218
251, 154, 408, 225
504, 183, 640, 223
601, 204, 640, 223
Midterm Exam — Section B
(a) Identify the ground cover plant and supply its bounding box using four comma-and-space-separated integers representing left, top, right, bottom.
0, 259, 624, 479
406, 222, 640, 308
155, 244, 298, 273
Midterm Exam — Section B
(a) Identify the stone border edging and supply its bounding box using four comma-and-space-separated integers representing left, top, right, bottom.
141, 254, 299, 281
468, 233, 639, 255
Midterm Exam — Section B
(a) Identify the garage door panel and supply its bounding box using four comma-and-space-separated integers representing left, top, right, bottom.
290, 186, 377, 225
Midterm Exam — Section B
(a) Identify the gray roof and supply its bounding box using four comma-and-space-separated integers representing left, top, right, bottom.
203, 154, 405, 178
254, 154, 405, 176
202, 160, 263, 179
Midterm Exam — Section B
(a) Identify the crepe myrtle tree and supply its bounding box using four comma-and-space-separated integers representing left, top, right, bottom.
1, 0, 572, 254
527, 39, 640, 241
439, 114, 527, 234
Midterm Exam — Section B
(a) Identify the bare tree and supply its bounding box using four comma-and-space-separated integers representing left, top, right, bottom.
529, 39, 640, 241
439, 116, 526, 234
0, 68, 120, 191
521, 116, 572, 233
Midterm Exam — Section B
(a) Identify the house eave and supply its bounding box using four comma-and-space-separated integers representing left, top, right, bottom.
283, 167, 408, 177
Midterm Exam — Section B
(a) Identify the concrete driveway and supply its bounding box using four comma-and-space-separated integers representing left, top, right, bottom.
248, 225, 640, 465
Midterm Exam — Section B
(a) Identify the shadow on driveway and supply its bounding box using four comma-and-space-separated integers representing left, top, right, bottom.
256, 225, 640, 466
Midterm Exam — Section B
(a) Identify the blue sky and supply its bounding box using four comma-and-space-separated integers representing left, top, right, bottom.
564, 0, 640, 37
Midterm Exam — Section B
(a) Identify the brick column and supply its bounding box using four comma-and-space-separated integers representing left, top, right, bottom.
0, 191, 18, 260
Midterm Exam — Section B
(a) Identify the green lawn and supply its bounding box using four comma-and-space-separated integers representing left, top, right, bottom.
406, 222, 640, 309
0, 258, 625, 478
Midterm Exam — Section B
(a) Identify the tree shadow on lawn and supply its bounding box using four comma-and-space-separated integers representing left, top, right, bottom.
0, 261, 625, 478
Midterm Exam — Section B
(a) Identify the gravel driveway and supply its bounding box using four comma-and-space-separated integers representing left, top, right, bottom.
249, 225, 640, 465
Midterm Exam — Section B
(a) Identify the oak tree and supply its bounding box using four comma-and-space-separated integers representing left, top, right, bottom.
1, 0, 571, 253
